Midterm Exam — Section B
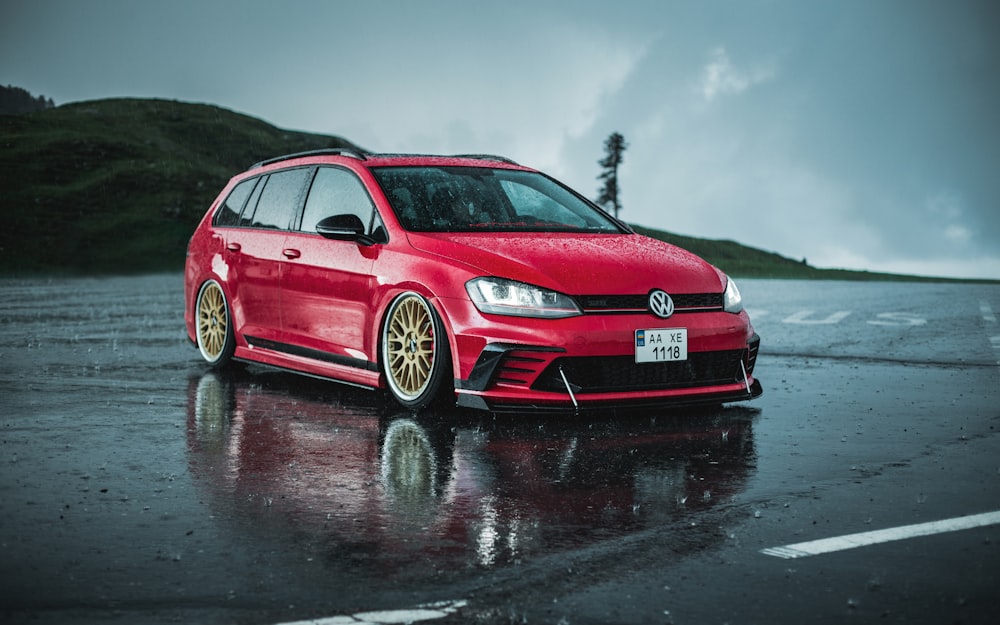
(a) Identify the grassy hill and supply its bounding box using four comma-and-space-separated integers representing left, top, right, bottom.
0, 98, 360, 274
1, 97, 988, 281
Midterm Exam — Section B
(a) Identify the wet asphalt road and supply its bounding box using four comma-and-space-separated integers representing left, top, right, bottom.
1, 275, 998, 624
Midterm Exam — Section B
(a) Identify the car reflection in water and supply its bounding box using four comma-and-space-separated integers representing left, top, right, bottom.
187, 369, 757, 572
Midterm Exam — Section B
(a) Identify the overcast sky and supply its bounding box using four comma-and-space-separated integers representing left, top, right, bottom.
3, 0, 999, 279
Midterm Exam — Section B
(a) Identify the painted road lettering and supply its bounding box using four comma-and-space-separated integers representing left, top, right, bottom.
747, 309, 930, 327
867, 312, 927, 326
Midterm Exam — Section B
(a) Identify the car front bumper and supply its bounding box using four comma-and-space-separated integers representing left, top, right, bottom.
438, 297, 762, 412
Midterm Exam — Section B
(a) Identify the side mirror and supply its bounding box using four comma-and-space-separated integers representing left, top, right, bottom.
315, 214, 366, 241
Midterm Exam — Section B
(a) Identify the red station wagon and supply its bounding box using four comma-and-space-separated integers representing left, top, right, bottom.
184, 150, 762, 412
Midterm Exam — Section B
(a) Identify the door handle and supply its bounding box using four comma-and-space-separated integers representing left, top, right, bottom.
226, 242, 242, 252
282, 248, 301, 259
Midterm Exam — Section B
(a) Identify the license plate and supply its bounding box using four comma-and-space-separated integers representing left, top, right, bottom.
635, 328, 687, 363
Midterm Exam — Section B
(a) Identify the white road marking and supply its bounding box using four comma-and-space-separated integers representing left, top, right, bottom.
782, 310, 852, 325
981, 300, 997, 323
760, 511, 1000, 559
275, 600, 467, 625
866, 312, 927, 326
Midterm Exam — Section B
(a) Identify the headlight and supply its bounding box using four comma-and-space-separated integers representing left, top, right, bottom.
723, 277, 743, 313
466, 277, 581, 318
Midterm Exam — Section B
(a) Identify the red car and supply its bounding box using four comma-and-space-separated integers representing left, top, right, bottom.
184, 150, 761, 412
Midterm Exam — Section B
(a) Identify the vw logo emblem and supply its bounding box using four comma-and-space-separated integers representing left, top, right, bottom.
649, 290, 674, 319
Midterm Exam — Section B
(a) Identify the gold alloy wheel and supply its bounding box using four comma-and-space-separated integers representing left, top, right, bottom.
197, 281, 229, 362
385, 294, 437, 399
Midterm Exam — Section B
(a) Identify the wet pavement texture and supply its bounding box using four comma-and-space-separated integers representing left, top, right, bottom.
1, 275, 998, 624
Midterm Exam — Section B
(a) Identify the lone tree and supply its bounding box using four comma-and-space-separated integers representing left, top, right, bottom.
596, 132, 627, 219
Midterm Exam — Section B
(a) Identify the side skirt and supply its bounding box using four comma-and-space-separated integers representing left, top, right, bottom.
244, 335, 378, 372
232, 358, 378, 391
236, 335, 381, 391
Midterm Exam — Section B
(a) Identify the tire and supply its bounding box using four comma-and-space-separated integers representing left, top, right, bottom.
381, 292, 451, 409
195, 280, 235, 368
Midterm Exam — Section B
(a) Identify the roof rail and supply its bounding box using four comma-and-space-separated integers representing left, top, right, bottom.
250, 148, 367, 169
451, 154, 520, 165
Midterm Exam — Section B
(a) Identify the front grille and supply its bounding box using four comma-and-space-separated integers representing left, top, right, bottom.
673, 293, 725, 310
577, 293, 724, 313
577, 294, 648, 310
532, 350, 745, 394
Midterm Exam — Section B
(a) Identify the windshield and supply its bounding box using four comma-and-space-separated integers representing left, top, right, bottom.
370, 166, 625, 233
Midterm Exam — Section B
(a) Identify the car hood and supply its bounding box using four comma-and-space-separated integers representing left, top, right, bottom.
406, 232, 726, 295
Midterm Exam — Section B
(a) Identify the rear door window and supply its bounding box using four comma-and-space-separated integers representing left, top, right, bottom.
243, 168, 313, 230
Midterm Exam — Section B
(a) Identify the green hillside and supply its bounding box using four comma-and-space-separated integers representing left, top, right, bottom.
1, 97, 989, 282
0, 98, 360, 274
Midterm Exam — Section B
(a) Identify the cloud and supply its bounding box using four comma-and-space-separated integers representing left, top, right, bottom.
944, 225, 972, 244
925, 191, 964, 221
289, 13, 650, 178
918, 190, 974, 246
699, 47, 775, 102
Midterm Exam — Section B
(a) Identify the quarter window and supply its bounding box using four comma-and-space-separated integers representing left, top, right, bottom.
214, 177, 257, 227
238, 174, 266, 228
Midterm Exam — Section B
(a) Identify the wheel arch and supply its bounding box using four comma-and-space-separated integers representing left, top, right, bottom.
193, 278, 238, 366
375, 287, 459, 406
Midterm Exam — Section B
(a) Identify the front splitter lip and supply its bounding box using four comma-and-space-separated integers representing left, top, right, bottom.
456, 379, 763, 414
